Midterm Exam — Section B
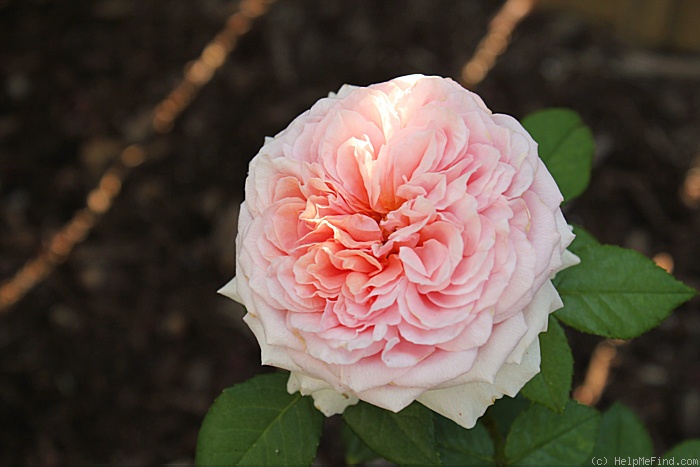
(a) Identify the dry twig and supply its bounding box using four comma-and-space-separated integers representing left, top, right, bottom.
0, 0, 277, 313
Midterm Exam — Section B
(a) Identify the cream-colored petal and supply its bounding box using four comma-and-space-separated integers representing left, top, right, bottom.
332, 84, 359, 99
418, 339, 541, 429
555, 218, 576, 259
243, 313, 302, 372
558, 249, 580, 274
311, 389, 359, 416
355, 385, 426, 413
418, 382, 502, 429
496, 337, 541, 396
506, 279, 560, 365
287, 371, 332, 394
217, 277, 242, 303
288, 372, 358, 416
438, 312, 528, 387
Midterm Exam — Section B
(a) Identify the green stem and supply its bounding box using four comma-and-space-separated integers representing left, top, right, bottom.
482, 412, 508, 467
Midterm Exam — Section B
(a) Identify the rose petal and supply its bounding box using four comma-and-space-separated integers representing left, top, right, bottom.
417, 338, 541, 429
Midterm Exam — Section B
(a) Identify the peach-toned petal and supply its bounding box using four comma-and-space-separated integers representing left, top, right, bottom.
436, 309, 494, 351
381, 337, 435, 368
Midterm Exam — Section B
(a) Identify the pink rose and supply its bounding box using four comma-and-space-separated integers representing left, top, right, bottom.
220, 75, 578, 429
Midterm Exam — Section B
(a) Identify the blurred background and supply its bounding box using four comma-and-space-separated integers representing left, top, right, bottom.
1, 0, 699, 464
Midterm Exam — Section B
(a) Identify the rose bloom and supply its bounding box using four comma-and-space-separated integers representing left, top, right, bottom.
220, 75, 578, 429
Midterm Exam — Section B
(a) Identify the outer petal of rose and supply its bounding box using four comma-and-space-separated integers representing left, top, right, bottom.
506, 279, 561, 365
288, 370, 422, 415
439, 276, 557, 390
242, 312, 303, 372
390, 347, 479, 389
492, 114, 538, 196
233, 203, 254, 282
221, 237, 311, 362
417, 338, 541, 429
506, 249, 579, 365
287, 372, 359, 416
247, 289, 305, 350
310, 389, 360, 416
331, 84, 359, 99
218, 276, 242, 303
437, 312, 528, 388
555, 217, 579, 271
558, 248, 580, 273
355, 385, 427, 413
219, 202, 255, 309
288, 371, 332, 393
338, 354, 414, 392
523, 188, 562, 280
245, 152, 305, 215
435, 309, 494, 352
419, 382, 501, 429
496, 338, 541, 396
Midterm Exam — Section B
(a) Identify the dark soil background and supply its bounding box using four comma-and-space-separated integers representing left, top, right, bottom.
1, 0, 699, 464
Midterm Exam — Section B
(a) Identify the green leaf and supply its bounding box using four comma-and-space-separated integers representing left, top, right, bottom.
505, 400, 600, 465
592, 403, 653, 459
521, 316, 573, 413
554, 244, 697, 338
436, 415, 495, 466
343, 401, 439, 465
570, 224, 600, 252
522, 108, 594, 202
342, 423, 378, 465
195, 372, 323, 466
486, 395, 531, 439
664, 439, 700, 462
